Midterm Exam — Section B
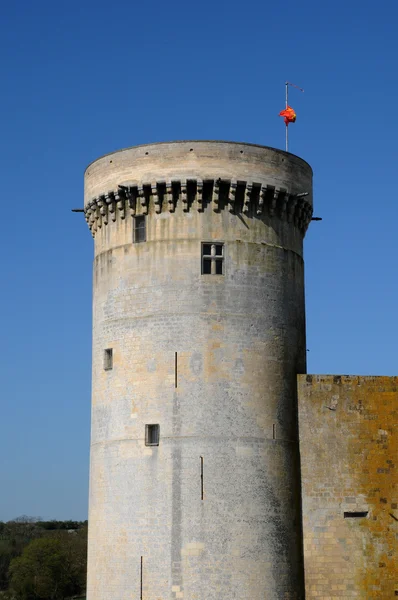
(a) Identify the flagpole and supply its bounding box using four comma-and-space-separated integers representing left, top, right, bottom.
285, 81, 288, 152
282, 82, 303, 153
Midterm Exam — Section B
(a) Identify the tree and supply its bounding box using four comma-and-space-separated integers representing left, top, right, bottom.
0, 519, 42, 591
60, 527, 87, 594
8, 532, 87, 600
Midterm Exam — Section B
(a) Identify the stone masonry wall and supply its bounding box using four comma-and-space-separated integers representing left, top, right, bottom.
85, 142, 313, 600
298, 375, 398, 599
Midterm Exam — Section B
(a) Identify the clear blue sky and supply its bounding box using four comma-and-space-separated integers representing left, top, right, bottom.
0, 0, 396, 521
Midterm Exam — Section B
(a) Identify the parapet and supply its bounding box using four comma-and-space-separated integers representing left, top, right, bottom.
84, 140, 313, 236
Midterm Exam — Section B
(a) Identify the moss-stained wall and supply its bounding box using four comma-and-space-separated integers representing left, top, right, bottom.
298, 375, 398, 599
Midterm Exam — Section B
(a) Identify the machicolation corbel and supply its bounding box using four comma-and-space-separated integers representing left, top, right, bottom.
83, 178, 313, 237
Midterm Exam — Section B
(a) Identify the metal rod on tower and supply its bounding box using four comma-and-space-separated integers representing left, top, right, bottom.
285, 82, 289, 151
283, 81, 304, 153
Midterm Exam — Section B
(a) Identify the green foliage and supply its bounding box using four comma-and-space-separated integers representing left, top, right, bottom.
0, 519, 43, 591
37, 522, 87, 532
0, 543, 12, 590
0, 518, 87, 599
9, 530, 87, 600
10, 538, 68, 599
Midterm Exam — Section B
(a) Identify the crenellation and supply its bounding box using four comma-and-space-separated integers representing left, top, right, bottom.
84, 178, 313, 236
181, 180, 188, 212
294, 201, 303, 228
212, 178, 220, 212
287, 194, 297, 222
90, 204, 99, 233
278, 189, 288, 218
166, 181, 174, 212
151, 183, 161, 214
242, 182, 251, 214
196, 178, 203, 212
125, 187, 137, 216
257, 185, 265, 215
137, 185, 147, 215
228, 180, 236, 213
115, 191, 125, 219
269, 187, 278, 216
98, 196, 108, 226
105, 192, 116, 223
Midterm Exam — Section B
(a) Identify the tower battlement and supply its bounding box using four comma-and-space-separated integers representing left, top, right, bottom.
84, 177, 313, 236
84, 141, 313, 237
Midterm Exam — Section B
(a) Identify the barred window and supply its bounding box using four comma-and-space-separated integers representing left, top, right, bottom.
145, 424, 160, 446
133, 216, 146, 243
202, 243, 224, 275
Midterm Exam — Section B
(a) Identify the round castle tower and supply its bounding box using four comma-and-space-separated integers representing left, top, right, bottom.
84, 141, 313, 600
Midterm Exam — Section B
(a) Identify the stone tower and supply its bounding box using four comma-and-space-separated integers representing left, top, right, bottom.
84, 141, 313, 600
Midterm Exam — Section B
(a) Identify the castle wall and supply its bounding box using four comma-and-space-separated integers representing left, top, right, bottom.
85, 141, 313, 600
298, 375, 398, 599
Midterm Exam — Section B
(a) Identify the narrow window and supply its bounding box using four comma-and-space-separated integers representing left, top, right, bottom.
104, 348, 113, 370
344, 511, 368, 518
200, 456, 204, 500
145, 424, 160, 446
140, 556, 143, 600
175, 352, 178, 388
134, 215, 146, 243
202, 243, 224, 275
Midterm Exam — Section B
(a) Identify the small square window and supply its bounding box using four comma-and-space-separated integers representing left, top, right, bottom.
201, 243, 224, 275
145, 424, 160, 446
134, 216, 146, 243
104, 348, 113, 370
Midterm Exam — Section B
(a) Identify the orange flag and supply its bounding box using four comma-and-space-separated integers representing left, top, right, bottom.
279, 105, 296, 125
